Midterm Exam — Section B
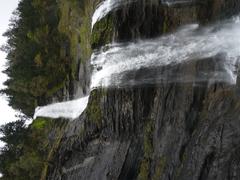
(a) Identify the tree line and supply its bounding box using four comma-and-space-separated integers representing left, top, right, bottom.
0, 0, 73, 178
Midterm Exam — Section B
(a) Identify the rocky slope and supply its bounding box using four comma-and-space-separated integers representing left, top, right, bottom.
46, 0, 240, 179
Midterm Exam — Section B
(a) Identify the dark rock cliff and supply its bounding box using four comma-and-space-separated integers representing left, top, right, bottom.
46, 0, 240, 179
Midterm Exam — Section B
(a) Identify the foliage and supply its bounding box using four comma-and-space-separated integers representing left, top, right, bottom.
1, 0, 72, 117
0, 118, 67, 180
0, 119, 28, 179
31, 118, 49, 129
0, 119, 27, 148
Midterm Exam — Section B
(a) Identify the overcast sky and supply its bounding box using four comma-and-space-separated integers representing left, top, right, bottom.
0, 0, 20, 148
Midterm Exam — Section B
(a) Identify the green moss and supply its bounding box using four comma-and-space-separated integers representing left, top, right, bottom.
86, 90, 103, 127
58, 0, 78, 77
138, 119, 154, 180
153, 157, 167, 180
31, 118, 50, 129
138, 159, 150, 180
58, 0, 95, 78
143, 120, 154, 158
91, 15, 114, 49
79, 2, 93, 63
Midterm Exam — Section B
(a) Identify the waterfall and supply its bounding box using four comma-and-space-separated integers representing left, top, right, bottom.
91, 17, 240, 88
34, 10, 240, 120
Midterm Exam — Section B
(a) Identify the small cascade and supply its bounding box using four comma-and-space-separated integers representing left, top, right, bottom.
34, 96, 89, 120
91, 0, 136, 29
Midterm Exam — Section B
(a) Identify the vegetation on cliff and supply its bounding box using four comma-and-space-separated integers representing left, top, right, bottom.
0, 117, 67, 179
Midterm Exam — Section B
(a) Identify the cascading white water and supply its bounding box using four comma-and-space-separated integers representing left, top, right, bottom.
91, 16, 240, 88
34, 6, 240, 120
33, 96, 89, 120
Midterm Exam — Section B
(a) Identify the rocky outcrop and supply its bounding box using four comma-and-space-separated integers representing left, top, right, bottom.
46, 0, 240, 179
92, 0, 240, 48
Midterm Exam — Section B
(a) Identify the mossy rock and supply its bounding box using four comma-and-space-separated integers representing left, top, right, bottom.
153, 157, 167, 180
31, 118, 51, 130
91, 15, 114, 49
86, 90, 106, 127
138, 159, 150, 180
138, 119, 155, 180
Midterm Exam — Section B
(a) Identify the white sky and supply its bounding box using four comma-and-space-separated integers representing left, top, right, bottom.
0, 0, 20, 149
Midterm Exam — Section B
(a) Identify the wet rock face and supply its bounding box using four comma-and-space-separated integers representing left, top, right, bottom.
112, 0, 197, 40
92, 0, 240, 48
109, 54, 234, 87
47, 0, 240, 179
48, 80, 240, 180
